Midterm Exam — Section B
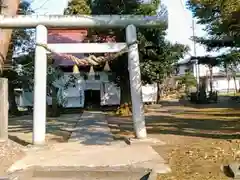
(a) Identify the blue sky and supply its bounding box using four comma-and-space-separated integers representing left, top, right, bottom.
30, 0, 212, 58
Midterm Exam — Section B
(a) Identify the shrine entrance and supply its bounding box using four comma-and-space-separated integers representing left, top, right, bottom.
0, 14, 168, 145
84, 90, 101, 108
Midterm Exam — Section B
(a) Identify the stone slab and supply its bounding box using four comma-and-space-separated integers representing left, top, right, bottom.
8, 143, 167, 174
68, 111, 113, 145
229, 162, 240, 179
21, 166, 151, 180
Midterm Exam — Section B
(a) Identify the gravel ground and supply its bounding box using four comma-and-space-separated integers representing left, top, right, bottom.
0, 140, 25, 176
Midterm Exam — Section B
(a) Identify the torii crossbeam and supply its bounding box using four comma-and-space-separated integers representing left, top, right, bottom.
0, 15, 168, 145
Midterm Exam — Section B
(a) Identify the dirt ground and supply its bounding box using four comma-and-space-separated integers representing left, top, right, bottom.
0, 113, 81, 176
107, 98, 240, 180
1, 98, 240, 179
0, 140, 25, 176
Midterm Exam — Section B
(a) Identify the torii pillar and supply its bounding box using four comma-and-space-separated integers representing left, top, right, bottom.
33, 25, 47, 145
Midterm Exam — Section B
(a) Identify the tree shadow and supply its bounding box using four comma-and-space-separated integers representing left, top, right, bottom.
7, 111, 117, 146
8, 113, 83, 145
8, 135, 31, 146
147, 114, 240, 139
107, 110, 240, 140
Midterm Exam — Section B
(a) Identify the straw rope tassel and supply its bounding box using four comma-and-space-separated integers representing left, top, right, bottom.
89, 65, 95, 75
73, 64, 80, 73
103, 61, 111, 71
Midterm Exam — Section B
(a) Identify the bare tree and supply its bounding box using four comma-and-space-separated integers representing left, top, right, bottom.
0, 0, 20, 71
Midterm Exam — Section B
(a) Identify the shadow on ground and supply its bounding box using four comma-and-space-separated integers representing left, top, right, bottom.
8, 111, 115, 146
8, 112, 83, 146
8, 135, 31, 146
107, 97, 240, 140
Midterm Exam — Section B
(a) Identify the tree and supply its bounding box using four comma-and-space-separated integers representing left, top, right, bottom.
0, 0, 21, 71
191, 56, 221, 93
64, 0, 91, 15
220, 50, 240, 92
187, 0, 240, 59
141, 41, 189, 102
8, 48, 65, 116
1, 0, 33, 115
177, 72, 197, 94
187, 0, 240, 93
187, 0, 240, 48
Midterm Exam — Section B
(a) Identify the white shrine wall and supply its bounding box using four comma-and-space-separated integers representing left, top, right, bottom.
18, 74, 157, 108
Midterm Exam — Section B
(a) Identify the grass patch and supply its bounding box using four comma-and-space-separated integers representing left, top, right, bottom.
219, 92, 240, 97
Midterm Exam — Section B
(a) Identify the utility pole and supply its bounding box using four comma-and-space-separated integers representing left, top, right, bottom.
192, 18, 200, 88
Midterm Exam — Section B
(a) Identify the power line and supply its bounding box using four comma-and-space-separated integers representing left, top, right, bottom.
192, 19, 197, 56
29, 0, 37, 4
32, 0, 51, 11
179, 0, 185, 11
192, 18, 200, 86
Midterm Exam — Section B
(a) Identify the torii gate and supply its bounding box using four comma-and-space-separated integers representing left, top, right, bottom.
0, 15, 168, 145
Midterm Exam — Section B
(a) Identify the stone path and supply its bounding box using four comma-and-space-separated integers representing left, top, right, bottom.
7, 111, 171, 177
68, 111, 113, 145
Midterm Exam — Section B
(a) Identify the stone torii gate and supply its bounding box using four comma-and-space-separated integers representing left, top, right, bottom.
0, 15, 168, 145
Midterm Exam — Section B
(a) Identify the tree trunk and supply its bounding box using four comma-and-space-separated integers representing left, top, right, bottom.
233, 76, 238, 93
209, 66, 213, 93
120, 79, 131, 105
51, 86, 60, 117
0, 0, 20, 70
8, 82, 19, 115
238, 80, 240, 93
116, 78, 132, 116
156, 82, 162, 104
227, 78, 230, 93
6, 33, 18, 115
225, 65, 230, 93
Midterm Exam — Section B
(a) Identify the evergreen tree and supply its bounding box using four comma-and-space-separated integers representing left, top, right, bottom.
64, 0, 91, 15
0, 0, 20, 71
187, 0, 240, 92
1, 0, 34, 115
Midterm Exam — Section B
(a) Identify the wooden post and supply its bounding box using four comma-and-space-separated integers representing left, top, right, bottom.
0, 78, 8, 141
